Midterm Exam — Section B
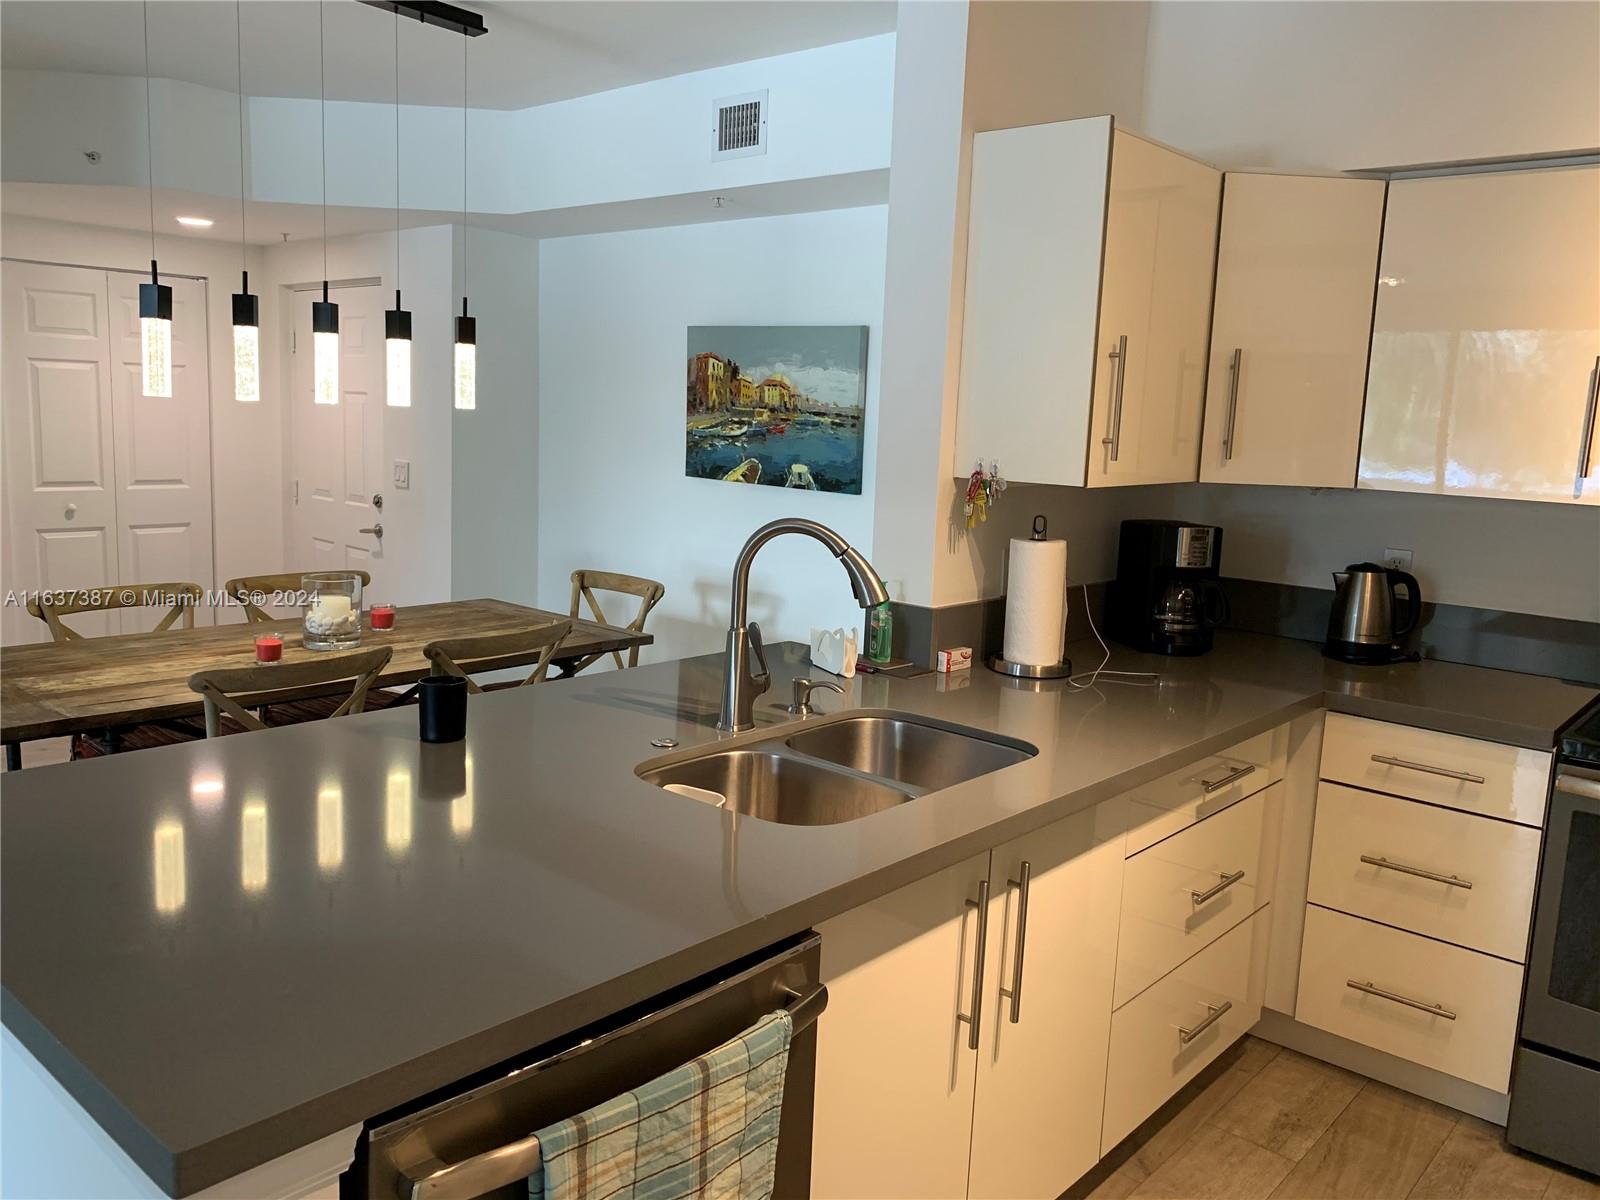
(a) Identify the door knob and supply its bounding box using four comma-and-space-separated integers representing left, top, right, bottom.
359, 523, 384, 540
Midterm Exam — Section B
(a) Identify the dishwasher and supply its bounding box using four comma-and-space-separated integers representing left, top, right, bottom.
348, 933, 824, 1200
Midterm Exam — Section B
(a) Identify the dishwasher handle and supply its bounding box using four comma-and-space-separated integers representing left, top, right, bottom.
398, 983, 828, 1200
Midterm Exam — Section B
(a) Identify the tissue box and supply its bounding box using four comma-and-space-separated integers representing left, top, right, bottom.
936, 646, 973, 673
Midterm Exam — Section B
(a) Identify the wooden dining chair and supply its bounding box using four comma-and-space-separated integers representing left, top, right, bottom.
27, 582, 203, 642
187, 647, 393, 737
423, 621, 574, 693
567, 570, 665, 672
224, 570, 373, 623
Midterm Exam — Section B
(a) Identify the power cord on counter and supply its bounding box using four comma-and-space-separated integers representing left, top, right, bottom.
1067, 584, 1162, 690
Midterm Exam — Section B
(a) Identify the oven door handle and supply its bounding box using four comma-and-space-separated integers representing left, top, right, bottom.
1554, 774, 1600, 802
397, 984, 827, 1200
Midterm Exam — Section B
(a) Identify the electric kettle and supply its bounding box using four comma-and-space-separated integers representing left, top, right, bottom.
1324, 562, 1422, 664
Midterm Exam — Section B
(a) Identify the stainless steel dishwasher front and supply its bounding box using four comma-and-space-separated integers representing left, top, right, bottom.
351, 933, 824, 1200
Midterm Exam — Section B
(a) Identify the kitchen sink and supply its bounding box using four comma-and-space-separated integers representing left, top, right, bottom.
785, 715, 1035, 793
637, 712, 1037, 826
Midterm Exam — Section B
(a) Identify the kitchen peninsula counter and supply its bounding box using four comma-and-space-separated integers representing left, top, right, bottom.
2, 631, 1593, 1195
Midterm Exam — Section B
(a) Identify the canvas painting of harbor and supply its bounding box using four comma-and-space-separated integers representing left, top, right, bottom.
686, 325, 868, 494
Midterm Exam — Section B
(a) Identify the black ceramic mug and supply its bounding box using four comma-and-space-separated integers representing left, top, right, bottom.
418, 675, 468, 743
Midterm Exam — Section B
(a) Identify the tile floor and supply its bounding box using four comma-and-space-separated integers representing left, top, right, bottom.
1080, 1038, 1600, 1200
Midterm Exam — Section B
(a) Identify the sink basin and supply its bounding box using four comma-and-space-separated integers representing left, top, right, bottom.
785, 715, 1035, 793
638, 748, 914, 826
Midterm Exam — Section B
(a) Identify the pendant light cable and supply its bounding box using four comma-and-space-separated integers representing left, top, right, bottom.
319, 0, 328, 282
461, 29, 467, 301
143, 1, 155, 259
236, 0, 247, 263
394, 9, 401, 289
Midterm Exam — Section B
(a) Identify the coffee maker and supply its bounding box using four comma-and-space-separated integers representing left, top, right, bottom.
1108, 520, 1229, 656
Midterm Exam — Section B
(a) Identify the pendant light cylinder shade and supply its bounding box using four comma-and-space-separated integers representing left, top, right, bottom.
312, 283, 340, 406
453, 302, 476, 411
232, 272, 260, 403
139, 261, 173, 399
385, 292, 412, 408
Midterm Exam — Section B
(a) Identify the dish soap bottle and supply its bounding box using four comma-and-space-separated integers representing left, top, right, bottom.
867, 602, 894, 663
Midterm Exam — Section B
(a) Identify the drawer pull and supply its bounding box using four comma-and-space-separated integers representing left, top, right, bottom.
1178, 999, 1233, 1044
1191, 868, 1247, 906
1346, 978, 1457, 1021
1201, 764, 1256, 794
1370, 754, 1485, 785
1360, 854, 1473, 890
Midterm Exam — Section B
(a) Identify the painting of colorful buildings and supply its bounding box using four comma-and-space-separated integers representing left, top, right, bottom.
685, 326, 868, 494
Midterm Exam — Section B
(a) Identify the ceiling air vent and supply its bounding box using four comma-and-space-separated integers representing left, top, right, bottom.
712, 91, 768, 161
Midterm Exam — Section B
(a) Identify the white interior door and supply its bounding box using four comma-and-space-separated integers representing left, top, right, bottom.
106, 272, 215, 629
1, 262, 119, 643
290, 283, 385, 594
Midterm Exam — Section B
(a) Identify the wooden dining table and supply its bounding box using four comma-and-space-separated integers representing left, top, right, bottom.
0, 598, 651, 768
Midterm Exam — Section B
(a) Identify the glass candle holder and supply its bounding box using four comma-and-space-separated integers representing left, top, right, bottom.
302, 572, 364, 651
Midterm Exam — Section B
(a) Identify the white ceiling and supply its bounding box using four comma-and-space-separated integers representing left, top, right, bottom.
0, 0, 897, 110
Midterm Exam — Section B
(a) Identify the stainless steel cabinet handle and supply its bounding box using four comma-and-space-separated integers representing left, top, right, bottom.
359, 523, 384, 540
1370, 754, 1484, 785
1221, 347, 1242, 460
1346, 978, 1456, 1021
1191, 868, 1246, 906
1578, 355, 1600, 495
998, 861, 1032, 1024
1178, 999, 1232, 1044
1100, 334, 1128, 463
1200, 763, 1256, 794
1360, 854, 1473, 890
957, 878, 990, 1051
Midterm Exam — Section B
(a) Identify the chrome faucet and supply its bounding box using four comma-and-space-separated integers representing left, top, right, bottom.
718, 518, 889, 733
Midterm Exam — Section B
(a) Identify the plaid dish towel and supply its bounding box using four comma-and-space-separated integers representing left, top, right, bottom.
527, 1009, 793, 1200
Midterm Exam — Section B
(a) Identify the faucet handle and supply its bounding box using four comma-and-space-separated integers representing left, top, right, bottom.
746, 621, 770, 688
787, 677, 845, 716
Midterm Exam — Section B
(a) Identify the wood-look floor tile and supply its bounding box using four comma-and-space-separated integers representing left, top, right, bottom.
1272, 1083, 1458, 1200
1131, 1125, 1295, 1200
1408, 1116, 1554, 1199
1212, 1047, 1364, 1160
1544, 1167, 1600, 1199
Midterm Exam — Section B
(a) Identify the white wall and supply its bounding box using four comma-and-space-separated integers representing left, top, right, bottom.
451, 226, 539, 604
1141, 1, 1600, 171
538, 206, 888, 663
0, 214, 279, 600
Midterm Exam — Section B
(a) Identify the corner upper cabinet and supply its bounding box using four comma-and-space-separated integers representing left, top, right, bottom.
1358, 165, 1600, 504
956, 116, 1221, 487
1199, 173, 1386, 487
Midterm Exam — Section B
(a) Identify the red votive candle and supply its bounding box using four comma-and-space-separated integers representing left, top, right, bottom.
254, 635, 283, 663
370, 605, 396, 630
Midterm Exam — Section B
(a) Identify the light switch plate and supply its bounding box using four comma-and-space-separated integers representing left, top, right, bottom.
393, 460, 411, 489
1383, 547, 1413, 570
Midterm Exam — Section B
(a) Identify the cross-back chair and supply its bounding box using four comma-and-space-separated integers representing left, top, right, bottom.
567, 570, 665, 672
224, 570, 372, 623
187, 647, 393, 737
27, 582, 203, 642
423, 620, 574, 693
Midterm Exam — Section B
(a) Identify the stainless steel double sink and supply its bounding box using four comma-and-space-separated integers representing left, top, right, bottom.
636, 712, 1037, 826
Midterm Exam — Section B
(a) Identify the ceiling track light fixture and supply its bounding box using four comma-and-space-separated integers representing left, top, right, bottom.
231, 0, 260, 403
313, 0, 340, 407
454, 22, 476, 411
385, 8, 411, 407
139, 2, 172, 399
356, 1, 486, 38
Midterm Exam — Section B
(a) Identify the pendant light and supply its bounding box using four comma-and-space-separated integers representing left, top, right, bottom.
139, 2, 172, 399
385, 9, 411, 407
231, 1, 260, 402
453, 28, 476, 411
312, 1, 340, 406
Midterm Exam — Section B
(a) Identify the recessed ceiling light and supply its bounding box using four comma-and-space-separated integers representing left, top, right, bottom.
176, 215, 214, 228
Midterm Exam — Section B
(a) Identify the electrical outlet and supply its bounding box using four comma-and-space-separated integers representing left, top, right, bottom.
1383, 547, 1413, 571
393, 460, 411, 490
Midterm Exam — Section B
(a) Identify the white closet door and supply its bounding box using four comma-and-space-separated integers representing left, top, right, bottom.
106, 272, 215, 628
1, 262, 119, 643
1359, 166, 1600, 504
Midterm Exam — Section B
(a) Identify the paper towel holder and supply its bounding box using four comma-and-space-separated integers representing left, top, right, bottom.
987, 513, 1072, 678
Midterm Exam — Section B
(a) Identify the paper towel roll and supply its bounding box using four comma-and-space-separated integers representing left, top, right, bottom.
1003, 536, 1068, 666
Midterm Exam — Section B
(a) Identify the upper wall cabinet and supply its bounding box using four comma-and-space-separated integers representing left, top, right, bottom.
956, 117, 1221, 487
1199, 173, 1386, 487
1359, 166, 1600, 505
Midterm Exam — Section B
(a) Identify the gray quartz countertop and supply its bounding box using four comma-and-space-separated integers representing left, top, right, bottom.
2, 631, 1593, 1195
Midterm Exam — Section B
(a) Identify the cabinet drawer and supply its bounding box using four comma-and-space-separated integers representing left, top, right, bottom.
1116, 785, 1273, 1007
1296, 905, 1522, 1092
1309, 783, 1541, 961
1320, 713, 1550, 827
1102, 907, 1268, 1154
1125, 726, 1285, 855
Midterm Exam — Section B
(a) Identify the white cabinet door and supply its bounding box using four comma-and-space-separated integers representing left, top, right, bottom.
1087, 129, 1220, 488
1359, 166, 1600, 504
812, 851, 991, 1199
1200, 174, 1386, 487
968, 805, 1126, 1200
